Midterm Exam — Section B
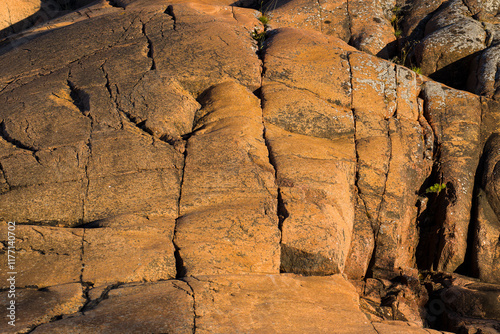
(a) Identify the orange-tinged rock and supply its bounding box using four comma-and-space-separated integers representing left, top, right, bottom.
0, 0, 41, 31
263, 28, 355, 109
186, 274, 377, 333
174, 81, 280, 275
264, 0, 350, 42
82, 215, 177, 286
0, 224, 83, 289
420, 82, 482, 272
31, 281, 195, 334
348, 0, 397, 58
348, 53, 432, 278
0, 283, 85, 334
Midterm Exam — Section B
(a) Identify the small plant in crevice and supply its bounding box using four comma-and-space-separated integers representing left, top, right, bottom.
391, 5, 404, 39
258, 14, 270, 26
251, 0, 272, 50
391, 39, 421, 72
425, 183, 446, 195
411, 66, 422, 74
251, 29, 267, 49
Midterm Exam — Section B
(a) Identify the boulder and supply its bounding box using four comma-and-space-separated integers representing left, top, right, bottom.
413, 0, 487, 89
471, 134, 500, 284
425, 273, 500, 333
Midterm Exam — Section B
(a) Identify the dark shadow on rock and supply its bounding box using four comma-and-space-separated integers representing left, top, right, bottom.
0, 0, 97, 41
428, 50, 484, 91
280, 244, 339, 276
415, 161, 451, 271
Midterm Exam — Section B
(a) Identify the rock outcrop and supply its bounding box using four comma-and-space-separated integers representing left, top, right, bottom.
0, 0, 499, 333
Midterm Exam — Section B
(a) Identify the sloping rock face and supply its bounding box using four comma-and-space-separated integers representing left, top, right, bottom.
0, 0, 500, 333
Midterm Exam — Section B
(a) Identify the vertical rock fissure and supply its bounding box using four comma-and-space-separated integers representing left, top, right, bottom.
345, 0, 352, 39
0, 162, 10, 191
173, 143, 187, 279
254, 38, 285, 263
317, 0, 323, 33
141, 20, 157, 71
68, 69, 94, 225
415, 88, 447, 270
78, 228, 92, 314
347, 51, 378, 277
182, 279, 197, 334
165, 6, 177, 31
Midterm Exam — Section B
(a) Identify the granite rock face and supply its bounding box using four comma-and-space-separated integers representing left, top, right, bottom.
0, 0, 500, 333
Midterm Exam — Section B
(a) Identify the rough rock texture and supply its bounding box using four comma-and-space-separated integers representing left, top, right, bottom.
425, 273, 500, 334
29, 281, 195, 334
0, 0, 500, 333
174, 81, 280, 275
348, 0, 397, 58
418, 82, 482, 273
0, 283, 85, 333
262, 28, 356, 275
414, 0, 487, 89
0, 0, 41, 31
264, 0, 351, 42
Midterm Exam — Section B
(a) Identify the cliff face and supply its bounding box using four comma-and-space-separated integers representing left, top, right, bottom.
0, 0, 499, 333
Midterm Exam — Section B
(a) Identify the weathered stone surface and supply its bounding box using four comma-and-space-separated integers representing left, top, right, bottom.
186, 274, 377, 333
473, 190, 500, 285
355, 275, 430, 327
262, 28, 356, 275
264, 0, 351, 42
2, 0, 500, 332
348, 53, 432, 278
31, 281, 195, 333
426, 273, 500, 333
84, 125, 183, 223
0, 223, 83, 289
418, 82, 482, 272
82, 214, 177, 285
372, 321, 453, 334
149, 2, 262, 95
174, 81, 280, 275
348, 0, 397, 58
469, 44, 500, 99
402, 0, 444, 40
471, 134, 500, 284
0, 0, 41, 31
414, 0, 487, 89
0, 283, 85, 333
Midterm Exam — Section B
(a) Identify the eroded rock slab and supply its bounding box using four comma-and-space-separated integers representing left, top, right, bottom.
262, 28, 356, 275
31, 281, 195, 334
174, 81, 280, 275
0, 283, 85, 334
186, 274, 377, 333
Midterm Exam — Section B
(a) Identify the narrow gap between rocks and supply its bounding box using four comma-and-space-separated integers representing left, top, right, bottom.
414, 89, 450, 273
251, 26, 287, 272
165, 6, 177, 31
140, 20, 156, 71
180, 279, 197, 334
